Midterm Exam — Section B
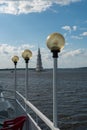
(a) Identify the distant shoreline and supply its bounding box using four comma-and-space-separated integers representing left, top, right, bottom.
0, 67, 87, 71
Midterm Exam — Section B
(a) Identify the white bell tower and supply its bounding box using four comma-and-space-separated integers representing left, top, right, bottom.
36, 48, 43, 71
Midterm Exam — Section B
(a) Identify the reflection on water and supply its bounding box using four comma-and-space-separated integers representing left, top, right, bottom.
0, 68, 87, 130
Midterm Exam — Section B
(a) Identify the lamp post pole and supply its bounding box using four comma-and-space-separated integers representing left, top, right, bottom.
25, 58, 29, 100
14, 61, 17, 99
46, 32, 65, 128
12, 56, 19, 100
24, 58, 29, 111
52, 50, 59, 127
22, 49, 32, 111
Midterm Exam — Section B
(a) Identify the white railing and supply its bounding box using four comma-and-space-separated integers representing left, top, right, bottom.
16, 91, 60, 130
0, 89, 60, 130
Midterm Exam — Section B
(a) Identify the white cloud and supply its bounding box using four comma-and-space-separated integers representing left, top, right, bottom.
62, 26, 71, 32
81, 32, 87, 36
62, 25, 77, 32
54, 0, 81, 6
0, 44, 15, 54
0, 43, 36, 68
72, 26, 77, 31
0, 0, 81, 15
65, 42, 69, 46
0, 43, 35, 55
61, 49, 85, 57
59, 48, 87, 68
71, 35, 83, 39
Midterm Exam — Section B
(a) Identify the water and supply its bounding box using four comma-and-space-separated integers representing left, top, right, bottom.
0, 68, 87, 130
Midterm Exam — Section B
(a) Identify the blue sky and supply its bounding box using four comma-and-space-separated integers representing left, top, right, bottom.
0, 0, 87, 68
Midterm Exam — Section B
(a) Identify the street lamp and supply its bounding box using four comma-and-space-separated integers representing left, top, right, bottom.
22, 49, 32, 102
46, 32, 65, 127
12, 56, 19, 99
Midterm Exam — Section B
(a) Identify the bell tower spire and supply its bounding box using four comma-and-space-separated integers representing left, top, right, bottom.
36, 48, 43, 71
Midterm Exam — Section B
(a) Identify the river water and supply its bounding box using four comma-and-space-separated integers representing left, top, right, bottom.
0, 68, 87, 130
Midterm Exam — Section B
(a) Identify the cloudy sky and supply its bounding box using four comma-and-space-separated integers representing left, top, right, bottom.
0, 0, 87, 69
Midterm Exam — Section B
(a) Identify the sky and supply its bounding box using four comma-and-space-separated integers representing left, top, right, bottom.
0, 0, 87, 69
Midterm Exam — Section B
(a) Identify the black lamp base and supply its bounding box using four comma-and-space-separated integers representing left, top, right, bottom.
51, 50, 60, 58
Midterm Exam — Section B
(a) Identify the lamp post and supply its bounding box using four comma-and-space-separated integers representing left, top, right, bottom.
22, 49, 32, 102
12, 56, 19, 99
46, 32, 65, 127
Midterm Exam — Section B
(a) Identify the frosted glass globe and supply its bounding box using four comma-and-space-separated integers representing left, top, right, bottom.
22, 49, 32, 60
12, 56, 19, 63
46, 33, 65, 52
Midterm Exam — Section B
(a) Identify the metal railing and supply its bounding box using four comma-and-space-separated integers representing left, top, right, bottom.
0, 89, 60, 130
16, 91, 60, 130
